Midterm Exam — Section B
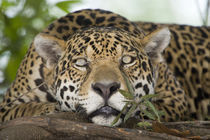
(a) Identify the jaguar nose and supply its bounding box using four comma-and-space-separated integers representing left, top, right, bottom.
92, 82, 120, 101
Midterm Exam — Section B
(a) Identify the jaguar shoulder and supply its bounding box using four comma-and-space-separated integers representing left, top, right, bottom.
136, 21, 210, 119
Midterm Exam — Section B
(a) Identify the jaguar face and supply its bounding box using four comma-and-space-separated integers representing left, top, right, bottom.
34, 27, 170, 126
51, 27, 155, 126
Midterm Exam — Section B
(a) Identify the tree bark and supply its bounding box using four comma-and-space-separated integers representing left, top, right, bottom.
0, 112, 209, 140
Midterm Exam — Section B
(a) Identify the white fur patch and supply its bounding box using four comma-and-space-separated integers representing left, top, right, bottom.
92, 115, 122, 126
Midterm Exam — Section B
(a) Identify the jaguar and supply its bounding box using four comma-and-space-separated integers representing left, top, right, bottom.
0, 9, 209, 126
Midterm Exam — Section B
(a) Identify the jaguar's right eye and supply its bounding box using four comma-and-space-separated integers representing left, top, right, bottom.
73, 58, 89, 71
75, 58, 88, 67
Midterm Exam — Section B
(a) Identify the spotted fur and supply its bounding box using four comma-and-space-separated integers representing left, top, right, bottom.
136, 22, 210, 120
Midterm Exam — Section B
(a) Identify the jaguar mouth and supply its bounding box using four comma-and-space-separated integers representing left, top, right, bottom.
89, 106, 121, 118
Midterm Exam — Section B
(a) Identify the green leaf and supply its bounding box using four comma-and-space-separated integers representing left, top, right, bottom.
124, 103, 137, 123
119, 89, 134, 100
137, 121, 152, 127
111, 102, 129, 126
140, 94, 159, 101
141, 109, 156, 120
122, 73, 134, 94
145, 100, 160, 121
56, 0, 81, 13
1, 1, 16, 11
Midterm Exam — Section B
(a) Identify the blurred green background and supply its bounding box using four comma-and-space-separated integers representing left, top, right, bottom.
0, 0, 209, 96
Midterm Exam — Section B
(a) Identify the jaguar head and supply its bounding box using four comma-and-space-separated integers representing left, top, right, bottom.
34, 27, 170, 126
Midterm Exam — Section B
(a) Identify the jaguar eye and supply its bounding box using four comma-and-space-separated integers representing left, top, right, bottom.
122, 55, 134, 64
74, 58, 88, 67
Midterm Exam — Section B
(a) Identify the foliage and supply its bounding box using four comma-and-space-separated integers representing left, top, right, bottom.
112, 89, 165, 128
112, 72, 165, 127
0, 0, 80, 94
56, 0, 80, 13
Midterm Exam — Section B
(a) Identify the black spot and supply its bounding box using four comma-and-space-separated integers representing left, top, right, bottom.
58, 18, 68, 23
66, 96, 70, 100
60, 86, 68, 100
34, 96, 40, 102
204, 56, 210, 62
21, 108, 26, 117
203, 68, 208, 74
177, 90, 183, 94
123, 26, 129, 31
62, 34, 70, 41
63, 86, 68, 91
107, 23, 116, 27
65, 101, 70, 108
142, 61, 147, 72
108, 16, 116, 22
46, 92, 56, 102
48, 23, 55, 30
135, 83, 142, 89
177, 25, 185, 30
197, 28, 208, 38
18, 98, 25, 103
164, 106, 172, 116
120, 21, 129, 26
69, 85, 75, 92
34, 79, 47, 92
0, 108, 6, 113
60, 90, 64, 99
181, 32, 193, 40
14, 107, 19, 118
56, 25, 69, 33
72, 27, 78, 31
191, 67, 198, 74
114, 36, 122, 42
2, 110, 10, 122
29, 70, 33, 75
146, 74, 153, 84
76, 15, 92, 26
166, 51, 172, 64
192, 58, 197, 63
90, 13, 96, 19
83, 36, 91, 43
66, 15, 74, 22
174, 66, 184, 77
57, 79, 61, 88
170, 31, 181, 49
30, 61, 34, 67
96, 17, 105, 24
169, 100, 175, 108
143, 85, 149, 94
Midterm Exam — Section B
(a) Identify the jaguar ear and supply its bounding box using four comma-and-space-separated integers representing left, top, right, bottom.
142, 27, 170, 64
34, 33, 66, 68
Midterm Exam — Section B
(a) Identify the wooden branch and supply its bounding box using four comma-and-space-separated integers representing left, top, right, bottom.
0, 112, 209, 140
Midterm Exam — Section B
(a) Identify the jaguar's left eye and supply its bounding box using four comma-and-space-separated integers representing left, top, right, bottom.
121, 55, 134, 64
74, 58, 88, 67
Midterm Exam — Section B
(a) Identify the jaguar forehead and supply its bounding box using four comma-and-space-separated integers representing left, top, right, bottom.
65, 27, 142, 59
